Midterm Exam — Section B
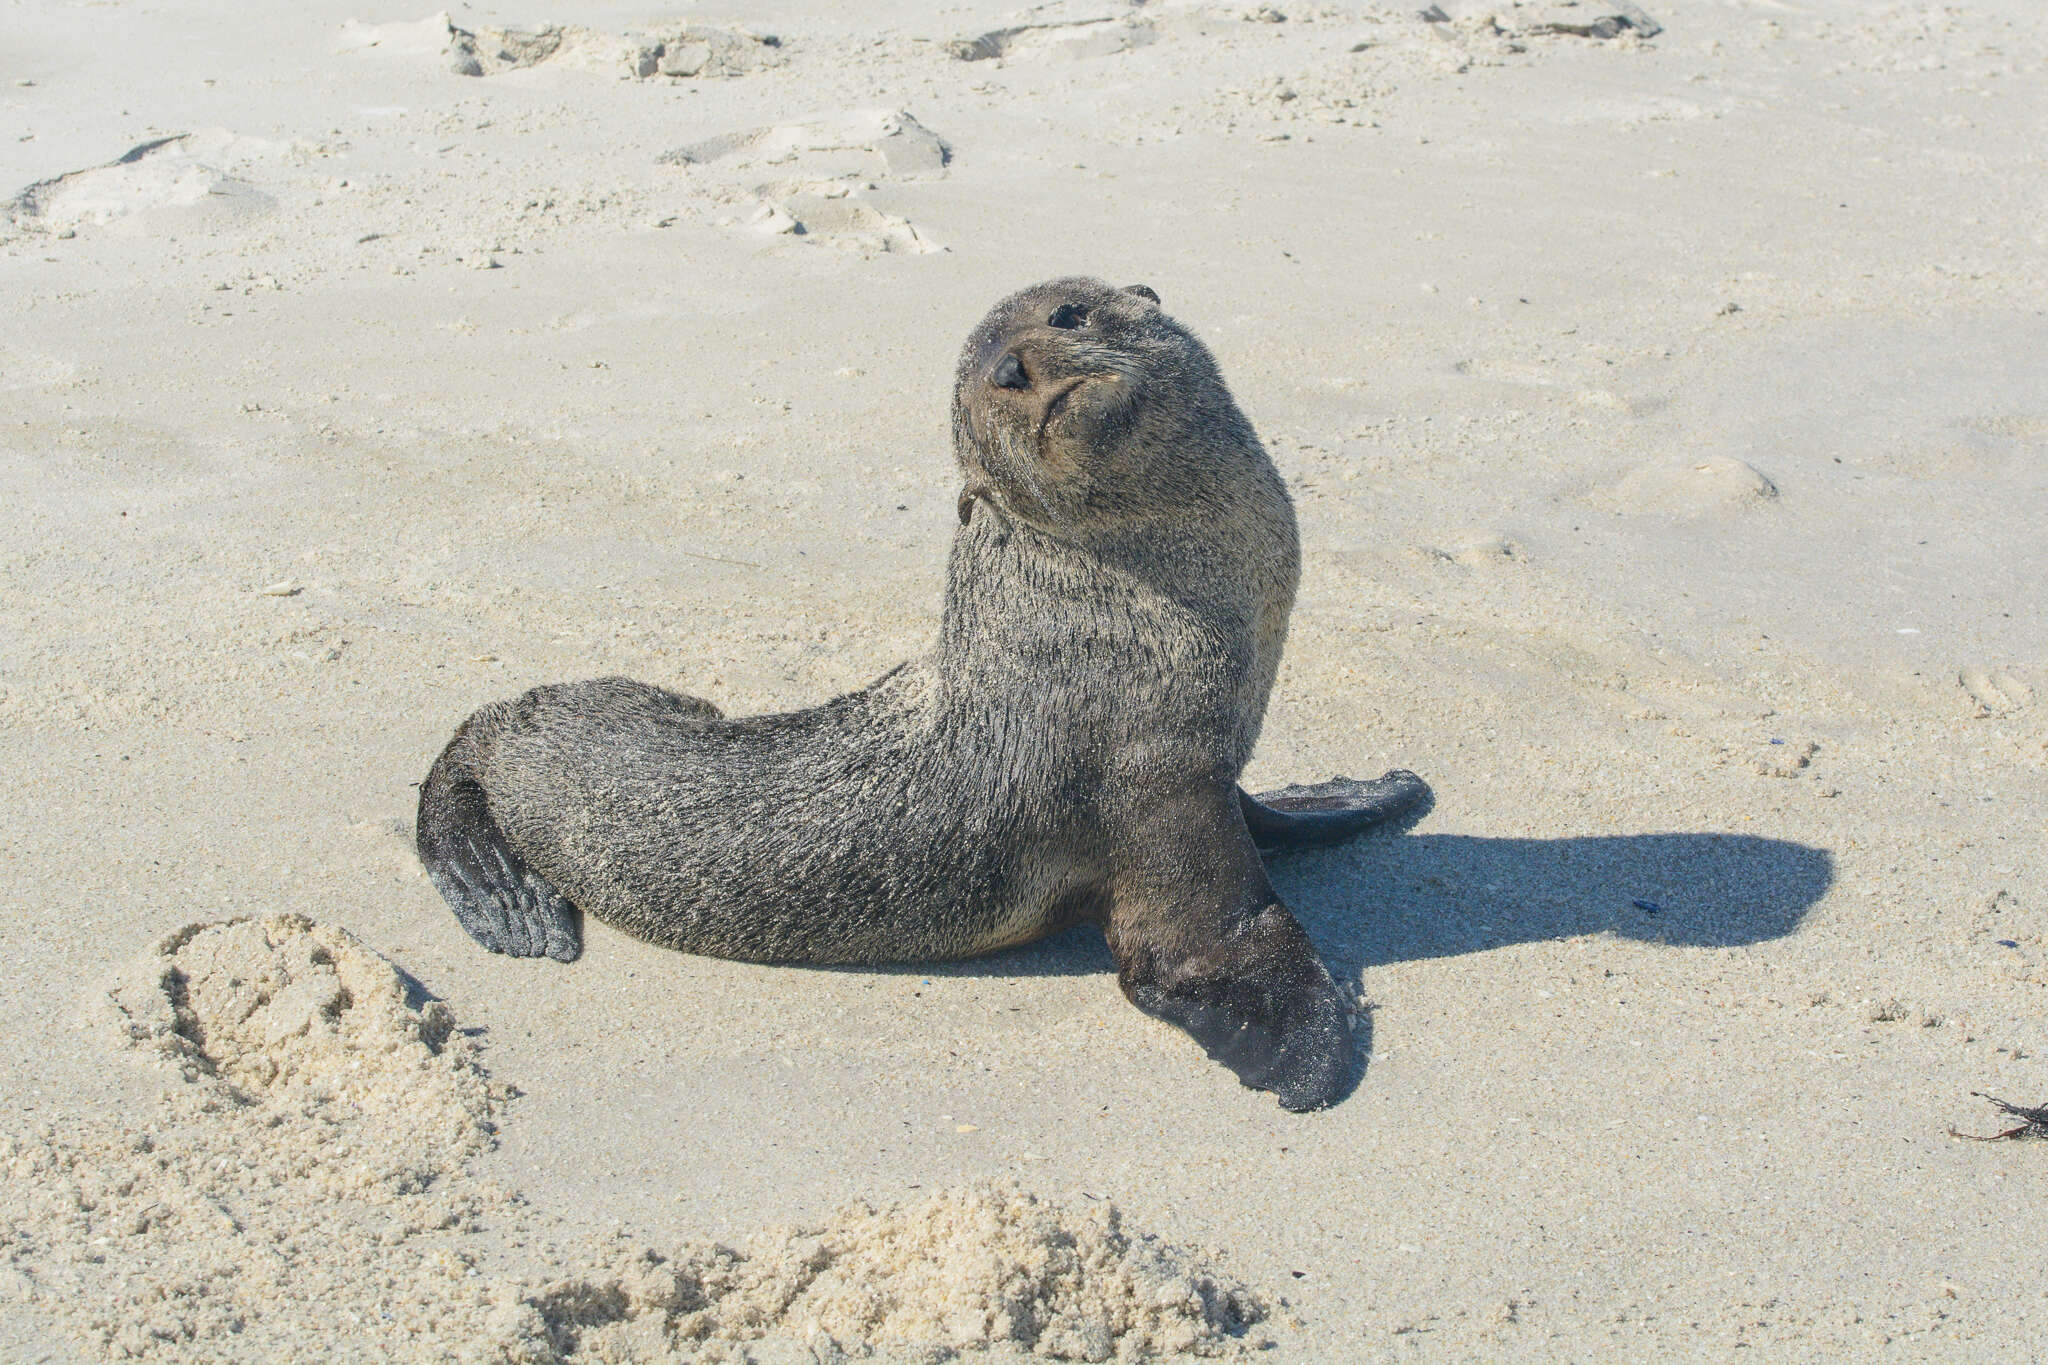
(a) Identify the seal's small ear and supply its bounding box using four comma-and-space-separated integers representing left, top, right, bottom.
1122, 284, 1161, 304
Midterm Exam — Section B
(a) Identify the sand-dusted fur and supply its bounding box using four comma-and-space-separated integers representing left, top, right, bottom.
417, 278, 1427, 1110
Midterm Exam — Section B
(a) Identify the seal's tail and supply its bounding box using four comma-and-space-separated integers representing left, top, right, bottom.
416, 724, 581, 962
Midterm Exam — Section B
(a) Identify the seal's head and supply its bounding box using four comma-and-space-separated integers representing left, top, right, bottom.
950, 277, 1261, 533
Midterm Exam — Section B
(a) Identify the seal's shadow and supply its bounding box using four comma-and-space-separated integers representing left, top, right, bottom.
913, 827, 1834, 982
1279, 828, 1835, 977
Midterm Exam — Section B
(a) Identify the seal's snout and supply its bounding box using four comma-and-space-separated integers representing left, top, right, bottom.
990, 352, 1030, 391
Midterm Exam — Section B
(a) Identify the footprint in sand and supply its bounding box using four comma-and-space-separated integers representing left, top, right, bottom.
0, 344, 76, 391
1963, 414, 2048, 443
741, 193, 943, 255
7, 130, 276, 237
662, 109, 949, 254
1414, 532, 1523, 567
1959, 667, 2034, 718
1596, 455, 1779, 517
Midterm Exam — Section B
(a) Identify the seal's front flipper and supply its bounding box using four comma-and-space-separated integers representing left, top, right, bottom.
1240, 769, 1431, 856
1106, 791, 1354, 1111
416, 753, 581, 962
1118, 904, 1353, 1112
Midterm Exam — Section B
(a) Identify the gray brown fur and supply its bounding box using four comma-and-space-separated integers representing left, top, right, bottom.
416, 278, 1428, 1109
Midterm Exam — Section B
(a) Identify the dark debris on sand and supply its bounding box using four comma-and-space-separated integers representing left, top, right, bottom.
1949, 1092, 2048, 1142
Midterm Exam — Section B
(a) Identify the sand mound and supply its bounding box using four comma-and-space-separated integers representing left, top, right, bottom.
445, 24, 578, 77
333, 12, 462, 59
101, 916, 499, 1152
337, 12, 783, 80
511, 1186, 1267, 1363
7, 131, 276, 236
947, 19, 1157, 64
1597, 455, 1780, 516
1, 916, 516, 1360
1, 919, 1269, 1362
336, 13, 605, 76
1424, 1, 1662, 42
663, 109, 949, 183
1516, 2, 1662, 42
662, 109, 948, 253
627, 26, 787, 80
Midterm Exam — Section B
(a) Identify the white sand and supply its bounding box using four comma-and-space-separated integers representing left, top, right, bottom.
2, 0, 2044, 1359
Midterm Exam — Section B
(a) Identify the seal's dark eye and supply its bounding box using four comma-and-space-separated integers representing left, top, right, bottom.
1047, 303, 1090, 329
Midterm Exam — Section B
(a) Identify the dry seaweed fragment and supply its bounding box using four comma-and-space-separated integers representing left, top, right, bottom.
1948, 1092, 2048, 1142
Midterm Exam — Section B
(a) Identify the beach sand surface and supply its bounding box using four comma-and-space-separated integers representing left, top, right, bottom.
2, 1, 2044, 1359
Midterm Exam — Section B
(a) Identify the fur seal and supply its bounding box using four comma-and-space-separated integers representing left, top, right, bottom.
416, 278, 1428, 1110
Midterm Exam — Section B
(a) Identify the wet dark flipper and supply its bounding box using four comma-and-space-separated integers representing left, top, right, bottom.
1121, 905, 1352, 1112
416, 747, 581, 962
1108, 786, 1355, 1112
1240, 769, 1431, 856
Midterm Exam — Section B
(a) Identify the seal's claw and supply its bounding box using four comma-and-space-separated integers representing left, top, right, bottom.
1242, 769, 1432, 856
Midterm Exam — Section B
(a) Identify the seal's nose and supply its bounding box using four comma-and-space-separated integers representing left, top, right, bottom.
990, 352, 1029, 391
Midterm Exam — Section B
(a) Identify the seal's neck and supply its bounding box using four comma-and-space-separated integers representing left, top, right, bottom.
936, 504, 1277, 682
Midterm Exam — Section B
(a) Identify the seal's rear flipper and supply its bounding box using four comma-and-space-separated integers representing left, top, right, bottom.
416, 752, 581, 962
1241, 769, 1431, 856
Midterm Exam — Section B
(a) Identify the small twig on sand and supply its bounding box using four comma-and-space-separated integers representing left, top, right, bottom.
1948, 1092, 2048, 1142
678, 549, 763, 570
